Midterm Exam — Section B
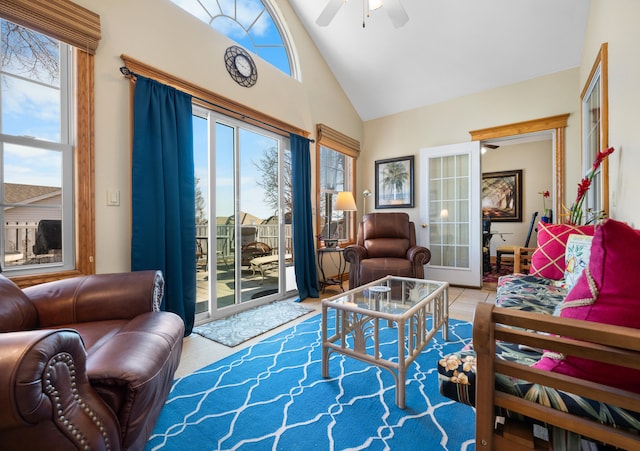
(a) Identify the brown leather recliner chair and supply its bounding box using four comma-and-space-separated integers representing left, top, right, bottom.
0, 270, 184, 451
343, 212, 431, 289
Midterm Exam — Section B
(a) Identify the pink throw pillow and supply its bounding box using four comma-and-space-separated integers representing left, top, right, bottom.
530, 222, 595, 280
533, 219, 640, 393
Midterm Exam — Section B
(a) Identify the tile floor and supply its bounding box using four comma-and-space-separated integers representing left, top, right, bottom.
175, 284, 496, 378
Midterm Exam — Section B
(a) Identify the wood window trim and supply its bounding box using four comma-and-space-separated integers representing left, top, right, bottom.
315, 124, 360, 248
0, 0, 101, 54
120, 54, 309, 139
470, 114, 569, 217
316, 124, 360, 159
581, 43, 609, 214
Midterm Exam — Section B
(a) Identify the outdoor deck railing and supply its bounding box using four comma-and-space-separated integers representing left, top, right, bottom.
197, 224, 293, 261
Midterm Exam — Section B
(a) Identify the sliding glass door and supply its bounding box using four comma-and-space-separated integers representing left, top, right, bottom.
193, 106, 295, 320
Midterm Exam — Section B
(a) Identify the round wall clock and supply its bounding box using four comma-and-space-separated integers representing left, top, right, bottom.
224, 45, 258, 88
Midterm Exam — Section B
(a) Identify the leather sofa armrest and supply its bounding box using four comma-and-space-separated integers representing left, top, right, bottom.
343, 244, 367, 264
343, 245, 367, 289
23, 270, 164, 327
407, 246, 431, 266
0, 329, 120, 450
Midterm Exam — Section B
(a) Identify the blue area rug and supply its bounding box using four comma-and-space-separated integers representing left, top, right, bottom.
147, 313, 476, 450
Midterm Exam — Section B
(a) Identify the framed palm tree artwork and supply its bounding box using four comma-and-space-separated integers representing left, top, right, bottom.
375, 155, 414, 209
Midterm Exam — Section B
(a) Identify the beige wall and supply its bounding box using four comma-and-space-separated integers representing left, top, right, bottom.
74, 0, 362, 272
581, 0, 640, 227
361, 69, 581, 227
73, 0, 640, 273
481, 140, 553, 254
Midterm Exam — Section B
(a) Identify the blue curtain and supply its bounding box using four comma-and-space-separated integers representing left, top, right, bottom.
131, 76, 196, 336
290, 133, 320, 300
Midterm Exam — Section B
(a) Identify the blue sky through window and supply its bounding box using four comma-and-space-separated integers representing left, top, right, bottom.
170, 0, 292, 76
193, 114, 282, 223
1, 19, 65, 188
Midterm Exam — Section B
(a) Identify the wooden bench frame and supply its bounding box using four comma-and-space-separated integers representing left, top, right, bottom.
473, 302, 640, 450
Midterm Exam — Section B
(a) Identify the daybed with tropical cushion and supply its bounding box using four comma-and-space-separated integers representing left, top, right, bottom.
438, 219, 640, 450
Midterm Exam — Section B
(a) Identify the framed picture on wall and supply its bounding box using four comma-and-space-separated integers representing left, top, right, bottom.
375, 155, 414, 209
482, 169, 523, 222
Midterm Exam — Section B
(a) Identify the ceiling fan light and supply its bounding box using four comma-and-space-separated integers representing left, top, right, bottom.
369, 0, 383, 11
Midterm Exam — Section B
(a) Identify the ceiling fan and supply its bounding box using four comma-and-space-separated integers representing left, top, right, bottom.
316, 0, 409, 28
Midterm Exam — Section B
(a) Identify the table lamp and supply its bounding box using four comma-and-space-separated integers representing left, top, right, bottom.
325, 191, 357, 248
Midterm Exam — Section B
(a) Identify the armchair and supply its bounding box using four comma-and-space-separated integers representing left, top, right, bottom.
0, 270, 184, 451
343, 212, 431, 289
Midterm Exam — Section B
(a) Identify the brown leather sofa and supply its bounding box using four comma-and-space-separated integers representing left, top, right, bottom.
343, 212, 431, 289
0, 270, 184, 451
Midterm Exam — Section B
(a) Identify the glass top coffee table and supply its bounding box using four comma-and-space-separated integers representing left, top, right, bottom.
321, 275, 449, 409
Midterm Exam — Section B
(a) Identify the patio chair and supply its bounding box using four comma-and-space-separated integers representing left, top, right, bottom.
241, 241, 272, 267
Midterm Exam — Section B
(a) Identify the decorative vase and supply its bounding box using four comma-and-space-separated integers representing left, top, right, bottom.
541, 209, 552, 223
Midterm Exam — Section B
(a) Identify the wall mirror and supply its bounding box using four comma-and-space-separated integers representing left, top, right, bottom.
470, 114, 569, 220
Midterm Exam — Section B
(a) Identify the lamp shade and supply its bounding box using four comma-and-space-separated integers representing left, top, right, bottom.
369, 0, 383, 10
335, 191, 357, 211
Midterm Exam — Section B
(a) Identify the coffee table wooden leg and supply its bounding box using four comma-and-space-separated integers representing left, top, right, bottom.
322, 305, 329, 378
442, 290, 449, 341
396, 319, 406, 409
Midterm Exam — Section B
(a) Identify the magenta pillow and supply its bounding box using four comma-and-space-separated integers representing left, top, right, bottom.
533, 219, 640, 393
530, 222, 595, 280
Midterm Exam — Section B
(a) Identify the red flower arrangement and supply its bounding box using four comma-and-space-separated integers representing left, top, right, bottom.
565, 146, 615, 225
539, 190, 550, 213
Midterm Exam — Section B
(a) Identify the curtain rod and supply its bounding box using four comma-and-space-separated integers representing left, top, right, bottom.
119, 66, 314, 142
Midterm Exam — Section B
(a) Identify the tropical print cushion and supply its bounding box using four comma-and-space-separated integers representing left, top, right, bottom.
495, 273, 567, 314
563, 234, 593, 291
529, 222, 595, 280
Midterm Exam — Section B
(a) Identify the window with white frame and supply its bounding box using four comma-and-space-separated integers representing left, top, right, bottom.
580, 43, 609, 220
0, 19, 74, 273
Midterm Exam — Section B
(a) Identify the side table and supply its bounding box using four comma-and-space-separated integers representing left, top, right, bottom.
317, 247, 346, 292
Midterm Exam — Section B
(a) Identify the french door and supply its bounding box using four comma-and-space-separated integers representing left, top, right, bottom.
419, 142, 482, 287
193, 106, 295, 321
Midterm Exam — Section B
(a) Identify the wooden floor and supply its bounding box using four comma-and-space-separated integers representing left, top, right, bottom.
177, 283, 496, 378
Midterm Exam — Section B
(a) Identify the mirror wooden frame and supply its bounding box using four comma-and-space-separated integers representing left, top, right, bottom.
469, 114, 569, 220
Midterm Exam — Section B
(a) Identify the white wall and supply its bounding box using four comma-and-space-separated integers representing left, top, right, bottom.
361, 69, 581, 228
582, 0, 640, 227
74, 0, 363, 272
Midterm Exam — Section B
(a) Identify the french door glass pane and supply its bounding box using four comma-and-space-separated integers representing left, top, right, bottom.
428, 154, 470, 268
193, 110, 292, 318
239, 128, 280, 303
216, 122, 236, 310
193, 115, 210, 314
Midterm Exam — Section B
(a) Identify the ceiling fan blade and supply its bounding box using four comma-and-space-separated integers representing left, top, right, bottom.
384, 0, 409, 28
316, 0, 346, 27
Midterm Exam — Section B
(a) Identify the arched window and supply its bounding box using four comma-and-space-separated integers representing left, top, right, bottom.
170, 0, 297, 78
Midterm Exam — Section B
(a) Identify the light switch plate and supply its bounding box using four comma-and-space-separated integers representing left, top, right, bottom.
107, 188, 120, 206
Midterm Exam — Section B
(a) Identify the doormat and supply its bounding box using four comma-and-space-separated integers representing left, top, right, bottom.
192, 300, 315, 347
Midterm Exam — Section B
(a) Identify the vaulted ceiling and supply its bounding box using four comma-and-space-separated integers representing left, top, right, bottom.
288, 0, 591, 121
